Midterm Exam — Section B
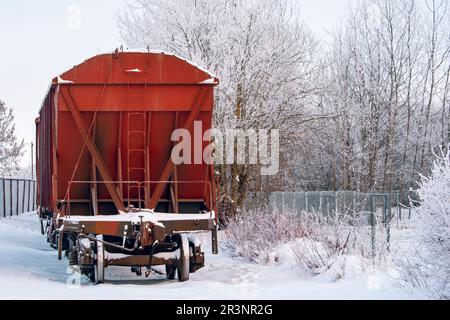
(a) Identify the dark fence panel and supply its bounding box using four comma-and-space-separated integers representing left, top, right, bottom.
0, 178, 36, 217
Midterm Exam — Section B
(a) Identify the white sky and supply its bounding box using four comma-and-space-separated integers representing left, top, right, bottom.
0, 0, 355, 171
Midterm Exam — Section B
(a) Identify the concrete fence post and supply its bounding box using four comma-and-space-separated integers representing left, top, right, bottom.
22, 181, 26, 214
305, 192, 309, 213
9, 180, 13, 217
319, 191, 323, 215
27, 180, 31, 212
32, 181, 36, 211
335, 191, 338, 216
16, 180, 19, 215
2, 179, 5, 218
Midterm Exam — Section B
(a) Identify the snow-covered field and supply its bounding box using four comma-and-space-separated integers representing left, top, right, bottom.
0, 212, 416, 300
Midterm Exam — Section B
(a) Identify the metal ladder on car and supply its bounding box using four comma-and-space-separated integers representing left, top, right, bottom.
127, 111, 147, 209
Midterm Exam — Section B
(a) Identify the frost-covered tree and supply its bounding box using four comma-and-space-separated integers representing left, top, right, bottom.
118, 0, 450, 211
0, 100, 25, 177
118, 0, 321, 216
304, 0, 450, 192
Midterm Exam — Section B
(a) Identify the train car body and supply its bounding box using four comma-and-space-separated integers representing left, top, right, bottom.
35, 50, 219, 282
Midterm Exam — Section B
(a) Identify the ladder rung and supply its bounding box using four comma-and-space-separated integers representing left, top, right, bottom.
128, 149, 146, 153
127, 110, 146, 188
128, 112, 146, 115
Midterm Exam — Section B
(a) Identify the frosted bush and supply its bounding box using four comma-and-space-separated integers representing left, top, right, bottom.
397, 147, 450, 299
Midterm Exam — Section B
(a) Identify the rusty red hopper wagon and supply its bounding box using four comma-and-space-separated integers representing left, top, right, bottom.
35, 50, 219, 283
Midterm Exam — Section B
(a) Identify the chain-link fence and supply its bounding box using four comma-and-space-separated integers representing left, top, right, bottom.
0, 178, 36, 217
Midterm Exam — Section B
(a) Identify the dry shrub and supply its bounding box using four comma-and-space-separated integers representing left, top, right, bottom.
291, 212, 364, 274
223, 208, 366, 273
223, 209, 308, 262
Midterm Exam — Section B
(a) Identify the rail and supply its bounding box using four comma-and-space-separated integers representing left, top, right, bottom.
0, 178, 36, 217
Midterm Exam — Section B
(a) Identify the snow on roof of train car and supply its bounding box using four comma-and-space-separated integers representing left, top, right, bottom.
53, 48, 219, 85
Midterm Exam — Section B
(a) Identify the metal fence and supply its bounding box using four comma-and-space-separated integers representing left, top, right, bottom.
245, 190, 419, 255
245, 190, 418, 224
0, 178, 36, 217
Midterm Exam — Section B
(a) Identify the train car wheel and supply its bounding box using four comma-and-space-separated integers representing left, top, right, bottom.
177, 234, 190, 282
95, 235, 105, 284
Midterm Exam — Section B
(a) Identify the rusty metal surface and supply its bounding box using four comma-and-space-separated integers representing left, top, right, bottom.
59, 86, 125, 212
106, 254, 175, 267
36, 88, 55, 213
148, 86, 209, 210
36, 51, 219, 217
62, 215, 214, 237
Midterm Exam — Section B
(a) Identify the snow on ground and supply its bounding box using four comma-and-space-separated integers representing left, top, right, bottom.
0, 212, 415, 300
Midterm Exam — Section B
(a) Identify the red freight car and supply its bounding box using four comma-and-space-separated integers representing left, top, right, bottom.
35, 49, 219, 282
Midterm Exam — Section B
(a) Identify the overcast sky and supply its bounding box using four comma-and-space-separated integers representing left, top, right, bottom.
0, 0, 354, 170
